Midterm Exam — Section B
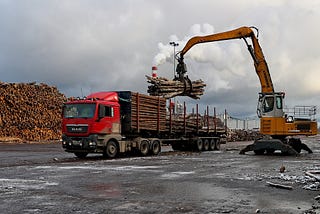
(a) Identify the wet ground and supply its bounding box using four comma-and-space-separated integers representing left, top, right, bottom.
0, 137, 320, 214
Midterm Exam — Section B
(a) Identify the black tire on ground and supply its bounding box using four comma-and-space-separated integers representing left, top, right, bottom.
104, 140, 119, 158
209, 139, 215, 151
140, 140, 150, 156
195, 139, 203, 151
203, 139, 209, 151
150, 140, 161, 155
74, 152, 88, 158
214, 139, 221, 150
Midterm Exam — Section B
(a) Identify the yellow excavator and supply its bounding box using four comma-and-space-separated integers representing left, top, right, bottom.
174, 26, 317, 155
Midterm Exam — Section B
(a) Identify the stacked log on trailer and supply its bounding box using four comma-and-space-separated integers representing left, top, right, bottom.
0, 82, 66, 141
146, 75, 206, 99
167, 113, 226, 133
130, 92, 167, 132
167, 114, 199, 133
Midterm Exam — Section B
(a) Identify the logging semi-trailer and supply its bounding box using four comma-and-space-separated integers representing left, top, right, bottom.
61, 91, 226, 158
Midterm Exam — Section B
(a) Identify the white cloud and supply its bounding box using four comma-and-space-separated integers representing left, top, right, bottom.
0, 0, 320, 118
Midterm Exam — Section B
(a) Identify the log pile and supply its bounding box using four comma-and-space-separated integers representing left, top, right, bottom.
130, 93, 167, 131
0, 82, 66, 141
146, 75, 206, 99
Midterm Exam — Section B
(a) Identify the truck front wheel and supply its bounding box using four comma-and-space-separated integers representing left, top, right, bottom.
104, 140, 119, 158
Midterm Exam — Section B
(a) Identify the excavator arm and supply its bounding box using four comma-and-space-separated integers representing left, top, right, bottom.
176, 26, 274, 93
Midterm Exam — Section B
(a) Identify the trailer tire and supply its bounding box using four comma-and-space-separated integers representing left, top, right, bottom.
203, 139, 209, 151
140, 140, 149, 156
214, 139, 221, 150
150, 140, 161, 155
74, 152, 88, 159
195, 139, 203, 151
209, 139, 215, 151
104, 140, 119, 158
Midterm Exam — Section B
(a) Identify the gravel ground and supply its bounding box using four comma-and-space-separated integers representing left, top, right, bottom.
0, 137, 320, 214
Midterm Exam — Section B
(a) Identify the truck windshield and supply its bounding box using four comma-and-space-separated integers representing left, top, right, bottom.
63, 103, 96, 118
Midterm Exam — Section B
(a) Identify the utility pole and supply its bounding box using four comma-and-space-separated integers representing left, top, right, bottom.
169, 42, 179, 78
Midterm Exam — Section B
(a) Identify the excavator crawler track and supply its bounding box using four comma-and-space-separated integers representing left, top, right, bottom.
239, 138, 312, 155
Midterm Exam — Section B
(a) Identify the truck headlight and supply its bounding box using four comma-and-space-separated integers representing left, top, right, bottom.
89, 142, 96, 146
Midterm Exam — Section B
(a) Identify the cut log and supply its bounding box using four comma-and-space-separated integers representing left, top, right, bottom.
266, 181, 293, 190
146, 75, 206, 99
305, 171, 320, 181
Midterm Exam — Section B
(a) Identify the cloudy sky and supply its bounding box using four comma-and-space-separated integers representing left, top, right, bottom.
1, 0, 320, 118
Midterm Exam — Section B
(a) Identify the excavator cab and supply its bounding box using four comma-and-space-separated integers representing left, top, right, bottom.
257, 92, 285, 119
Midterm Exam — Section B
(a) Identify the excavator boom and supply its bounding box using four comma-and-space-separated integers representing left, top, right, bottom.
177, 26, 274, 93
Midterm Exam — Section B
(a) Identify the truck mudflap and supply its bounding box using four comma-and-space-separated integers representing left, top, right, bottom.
239, 138, 312, 155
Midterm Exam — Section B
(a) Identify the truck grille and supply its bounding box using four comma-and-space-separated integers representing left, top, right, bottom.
66, 124, 88, 133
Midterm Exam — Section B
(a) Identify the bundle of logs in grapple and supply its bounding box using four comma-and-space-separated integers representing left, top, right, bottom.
0, 82, 66, 141
146, 75, 206, 99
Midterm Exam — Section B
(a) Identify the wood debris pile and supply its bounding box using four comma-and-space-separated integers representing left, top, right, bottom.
0, 82, 66, 141
227, 129, 263, 142
146, 75, 206, 99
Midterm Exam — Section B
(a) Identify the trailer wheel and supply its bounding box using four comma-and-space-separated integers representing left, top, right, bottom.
209, 139, 215, 151
140, 140, 149, 156
74, 152, 88, 159
150, 140, 161, 155
203, 139, 209, 151
195, 139, 203, 151
105, 140, 119, 158
214, 139, 221, 150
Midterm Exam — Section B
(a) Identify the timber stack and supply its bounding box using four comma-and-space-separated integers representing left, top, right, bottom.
168, 114, 225, 133
146, 75, 206, 99
130, 92, 167, 131
0, 82, 66, 141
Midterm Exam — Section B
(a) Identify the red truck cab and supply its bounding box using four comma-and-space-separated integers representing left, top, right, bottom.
62, 92, 122, 157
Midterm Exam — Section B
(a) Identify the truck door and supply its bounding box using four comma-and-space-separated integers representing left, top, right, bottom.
96, 104, 121, 134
